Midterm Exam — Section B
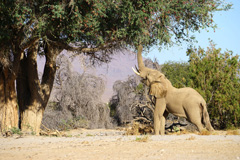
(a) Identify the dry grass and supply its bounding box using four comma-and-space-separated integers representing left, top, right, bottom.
226, 130, 240, 135
135, 136, 149, 142
210, 131, 219, 135
179, 129, 188, 134
198, 130, 211, 135
125, 122, 141, 135
179, 129, 194, 135
125, 122, 240, 136
186, 136, 196, 140
125, 122, 153, 135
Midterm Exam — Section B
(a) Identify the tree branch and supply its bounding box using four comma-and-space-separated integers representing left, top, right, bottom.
47, 38, 125, 54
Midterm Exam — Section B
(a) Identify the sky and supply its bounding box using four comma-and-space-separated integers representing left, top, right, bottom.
145, 0, 240, 64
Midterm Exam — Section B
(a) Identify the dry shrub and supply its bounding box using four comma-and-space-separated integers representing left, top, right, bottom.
42, 55, 113, 131
135, 136, 149, 142
125, 122, 153, 135
226, 130, 240, 135
110, 76, 141, 125
198, 130, 211, 135
180, 129, 191, 135
125, 122, 141, 135
186, 136, 196, 140
211, 131, 219, 135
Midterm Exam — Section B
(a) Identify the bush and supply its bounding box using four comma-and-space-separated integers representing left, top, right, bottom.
187, 42, 240, 129
109, 59, 160, 126
161, 61, 190, 88
42, 55, 113, 130
109, 75, 140, 125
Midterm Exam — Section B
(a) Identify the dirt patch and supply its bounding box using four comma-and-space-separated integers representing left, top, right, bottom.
0, 129, 240, 160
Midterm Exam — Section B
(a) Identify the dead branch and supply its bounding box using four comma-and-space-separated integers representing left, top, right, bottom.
133, 117, 151, 123
40, 123, 62, 137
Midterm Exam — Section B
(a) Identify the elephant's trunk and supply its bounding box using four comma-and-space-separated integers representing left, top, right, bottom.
137, 44, 145, 71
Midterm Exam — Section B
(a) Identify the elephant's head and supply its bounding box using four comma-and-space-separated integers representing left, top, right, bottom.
132, 45, 167, 98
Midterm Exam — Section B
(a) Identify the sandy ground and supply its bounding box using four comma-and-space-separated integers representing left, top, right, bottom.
0, 129, 240, 160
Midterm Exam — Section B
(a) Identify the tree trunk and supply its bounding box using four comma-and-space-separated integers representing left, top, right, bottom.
0, 34, 40, 133
0, 40, 23, 132
0, 68, 18, 132
20, 103, 44, 135
17, 40, 59, 135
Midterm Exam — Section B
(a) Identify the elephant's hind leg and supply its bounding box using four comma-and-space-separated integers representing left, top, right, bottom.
192, 119, 204, 132
185, 107, 204, 132
201, 103, 214, 131
206, 122, 214, 131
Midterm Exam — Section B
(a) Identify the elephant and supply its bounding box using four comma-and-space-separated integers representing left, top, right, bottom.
132, 44, 214, 135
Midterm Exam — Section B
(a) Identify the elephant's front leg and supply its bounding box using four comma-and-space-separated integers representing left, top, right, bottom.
154, 98, 166, 135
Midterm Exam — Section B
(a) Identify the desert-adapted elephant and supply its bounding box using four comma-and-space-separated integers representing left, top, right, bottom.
132, 45, 214, 135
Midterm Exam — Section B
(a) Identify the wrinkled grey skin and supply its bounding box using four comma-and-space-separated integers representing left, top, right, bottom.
133, 45, 214, 135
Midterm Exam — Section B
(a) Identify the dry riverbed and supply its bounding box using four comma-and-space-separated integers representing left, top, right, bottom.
0, 129, 240, 160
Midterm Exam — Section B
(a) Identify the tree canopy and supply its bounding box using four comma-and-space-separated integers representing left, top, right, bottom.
0, 0, 231, 51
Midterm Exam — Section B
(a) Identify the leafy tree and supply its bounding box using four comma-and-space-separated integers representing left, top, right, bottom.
187, 43, 240, 129
161, 61, 190, 88
0, 0, 231, 134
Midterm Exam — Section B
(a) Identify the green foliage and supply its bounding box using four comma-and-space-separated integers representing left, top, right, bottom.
135, 83, 144, 94
10, 127, 23, 136
23, 124, 36, 135
0, 0, 232, 49
187, 42, 240, 129
161, 61, 190, 88
173, 126, 180, 132
161, 42, 240, 129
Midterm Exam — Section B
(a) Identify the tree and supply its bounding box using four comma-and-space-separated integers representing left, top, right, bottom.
161, 61, 190, 88
0, 0, 231, 134
0, 1, 38, 132
187, 42, 240, 129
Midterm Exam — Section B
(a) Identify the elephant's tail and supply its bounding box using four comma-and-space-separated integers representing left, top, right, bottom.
201, 103, 214, 131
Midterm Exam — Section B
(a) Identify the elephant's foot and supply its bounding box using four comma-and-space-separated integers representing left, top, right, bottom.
154, 131, 165, 135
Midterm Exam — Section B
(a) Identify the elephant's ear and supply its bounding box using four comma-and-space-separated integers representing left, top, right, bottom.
149, 82, 167, 98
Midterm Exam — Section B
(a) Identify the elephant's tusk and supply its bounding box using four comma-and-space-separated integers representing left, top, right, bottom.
135, 65, 140, 73
132, 67, 140, 76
